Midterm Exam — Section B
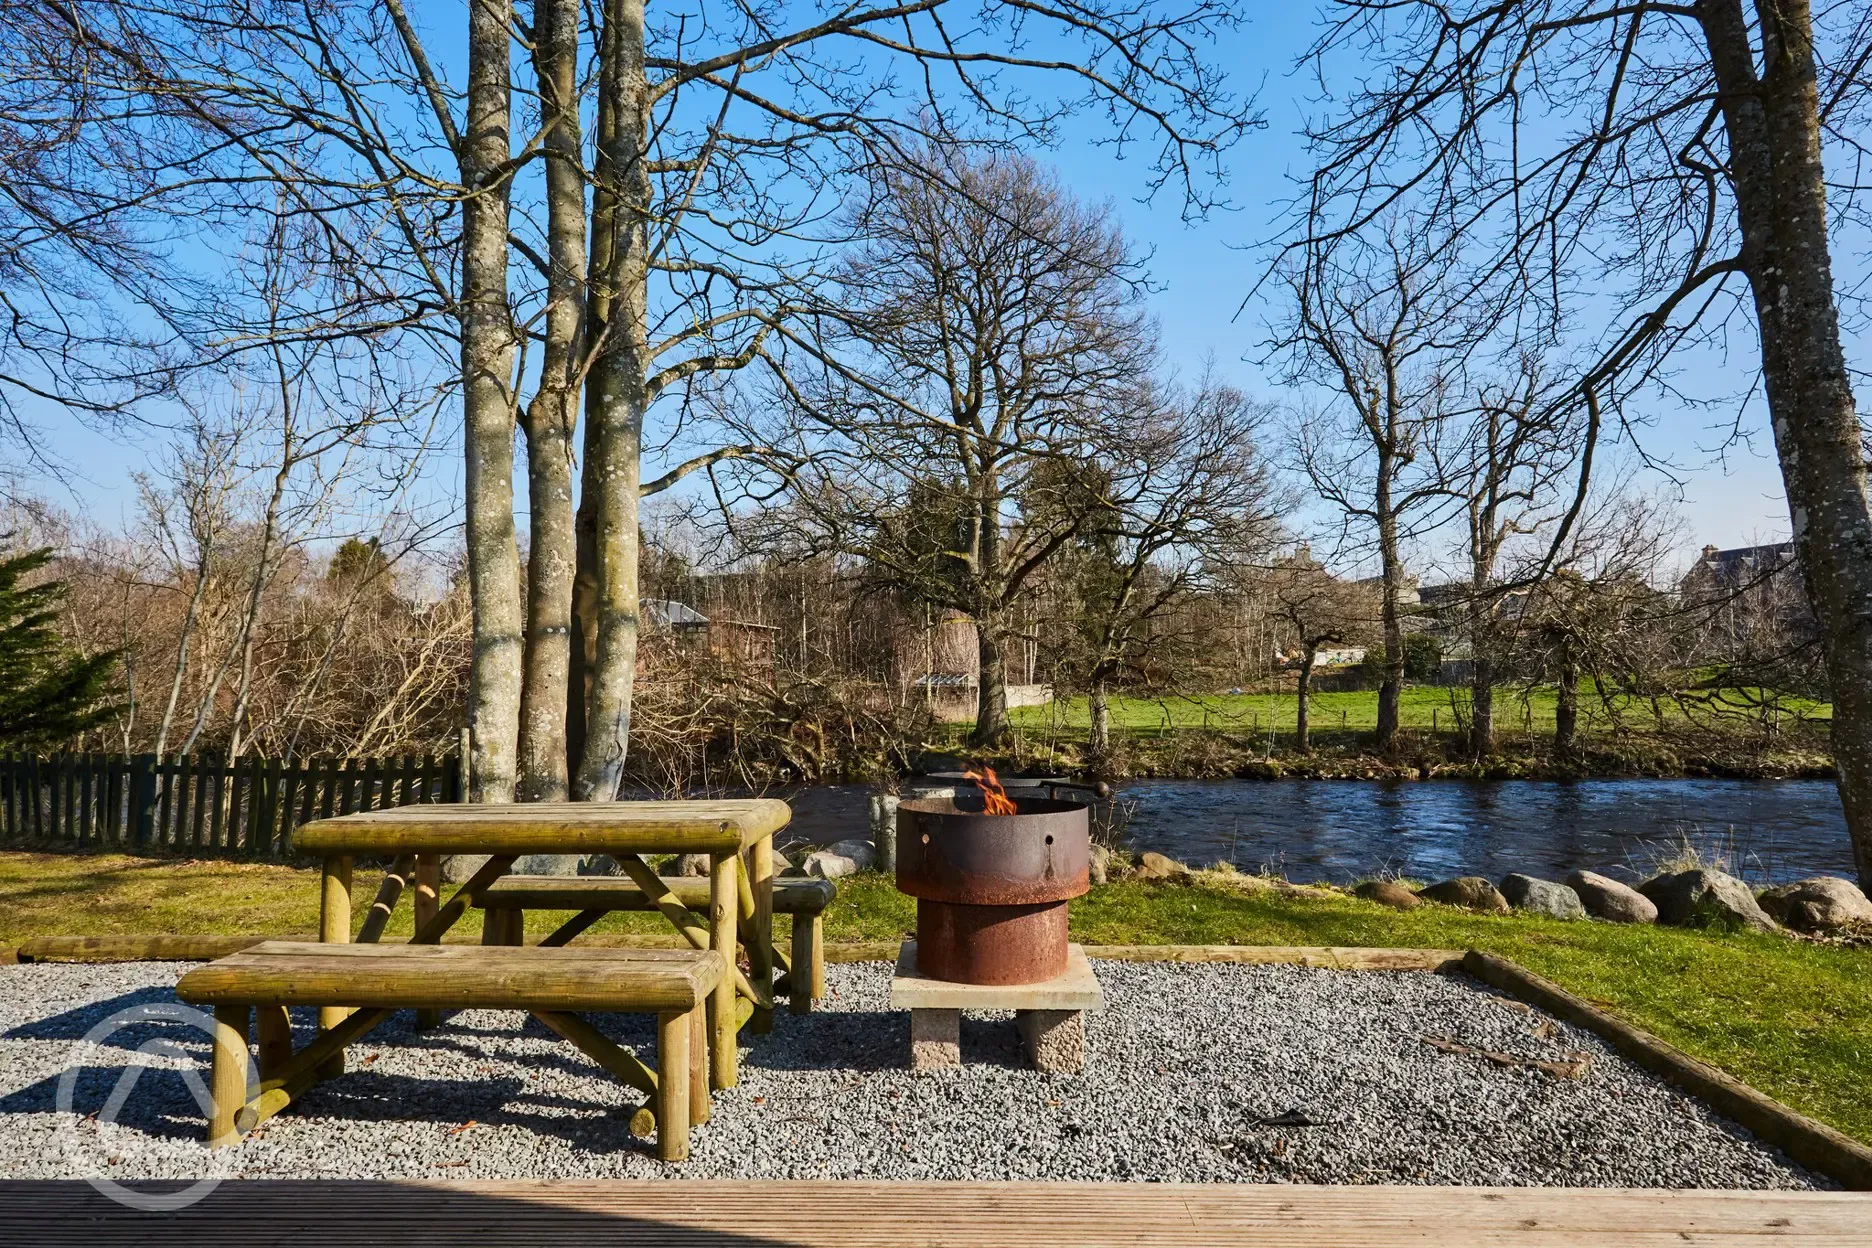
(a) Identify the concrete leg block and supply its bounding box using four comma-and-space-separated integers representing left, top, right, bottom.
1017, 1009, 1084, 1073
909, 1008, 961, 1070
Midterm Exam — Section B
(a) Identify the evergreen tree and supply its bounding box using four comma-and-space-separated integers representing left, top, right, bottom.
0, 547, 119, 751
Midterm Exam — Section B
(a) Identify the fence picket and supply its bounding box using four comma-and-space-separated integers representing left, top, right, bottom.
0, 750, 459, 861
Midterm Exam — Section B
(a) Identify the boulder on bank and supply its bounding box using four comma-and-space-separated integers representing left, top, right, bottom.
1757, 876, 1872, 932
804, 851, 859, 880
1354, 880, 1420, 910
825, 838, 878, 871
1564, 870, 1657, 924
1416, 876, 1510, 913
1500, 874, 1584, 920
1133, 851, 1193, 883
677, 853, 711, 877
1639, 869, 1778, 932
1089, 844, 1111, 886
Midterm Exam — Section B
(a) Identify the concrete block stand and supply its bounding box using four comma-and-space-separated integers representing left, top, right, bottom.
889, 941, 1103, 1073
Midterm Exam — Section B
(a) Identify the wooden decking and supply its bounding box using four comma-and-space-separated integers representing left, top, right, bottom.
2, 1181, 1867, 1246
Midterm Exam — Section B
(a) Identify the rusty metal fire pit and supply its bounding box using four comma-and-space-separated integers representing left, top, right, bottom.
895, 794, 1090, 985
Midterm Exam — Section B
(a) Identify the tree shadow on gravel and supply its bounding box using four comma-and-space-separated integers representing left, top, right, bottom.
1, 985, 177, 1041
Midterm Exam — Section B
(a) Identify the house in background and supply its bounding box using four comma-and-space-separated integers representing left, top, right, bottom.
642, 598, 781, 673
1677, 542, 1810, 650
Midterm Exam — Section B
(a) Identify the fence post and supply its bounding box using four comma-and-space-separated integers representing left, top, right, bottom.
129, 754, 158, 849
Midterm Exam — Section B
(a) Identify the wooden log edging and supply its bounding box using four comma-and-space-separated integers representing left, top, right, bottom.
1462, 950, 1872, 1191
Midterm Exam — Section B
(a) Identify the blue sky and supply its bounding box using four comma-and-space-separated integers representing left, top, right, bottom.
19, 2, 1809, 568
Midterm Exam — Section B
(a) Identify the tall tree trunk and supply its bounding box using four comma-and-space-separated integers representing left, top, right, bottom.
459, 0, 523, 803
1554, 644, 1578, 761
1375, 454, 1404, 753
516, 0, 585, 804
572, 0, 648, 801
1703, 0, 1872, 887
1089, 682, 1111, 755
1468, 656, 1494, 758
971, 621, 1011, 747
1295, 647, 1315, 753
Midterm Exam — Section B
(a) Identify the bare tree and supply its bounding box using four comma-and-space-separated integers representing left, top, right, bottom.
1440, 357, 1580, 756
744, 148, 1155, 747
1261, 549, 1379, 752
1271, 221, 1468, 754
1054, 378, 1287, 756
1287, 0, 1872, 883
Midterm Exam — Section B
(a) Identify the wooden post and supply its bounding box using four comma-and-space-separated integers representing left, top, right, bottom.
317, 855, 352, 1075
687, 1001, 709, 1126
748, 834, 774, 1035
208, 1005, 250, 1148
656, 1009, 690, 1162
256, 1004, 293, 1078
414, 853, 441, 1028
790, 912, 822, 1014
708, 850, 737, 1090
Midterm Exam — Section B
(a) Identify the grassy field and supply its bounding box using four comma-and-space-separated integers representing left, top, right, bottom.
2, 850, 1866, 1147
1010, 684, 1833, 739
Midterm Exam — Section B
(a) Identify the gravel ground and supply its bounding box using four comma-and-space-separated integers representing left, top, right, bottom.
0, 959, 1825, 1187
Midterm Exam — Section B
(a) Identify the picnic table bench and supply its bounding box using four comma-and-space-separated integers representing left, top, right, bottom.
292, 799, 792, 1093
475, 874, 834, 1012
177, 942, 721, 1160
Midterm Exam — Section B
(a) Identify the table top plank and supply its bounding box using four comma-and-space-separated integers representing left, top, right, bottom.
294, 798, 791, 855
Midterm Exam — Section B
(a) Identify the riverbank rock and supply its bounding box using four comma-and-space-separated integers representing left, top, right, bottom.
1500, 874, 1584, 920
1639, 869, 1778, 932
1354, 880, 1420, 910
1089, 844, 1111, 886
1565, 870, 1657, 924
804, 851, 858, 880
1757, 877, 1872, 933
1133, 851, 1193, 883
825, 838, 878, 871
1416, 877, 1510, 913
677, 853, 711, 877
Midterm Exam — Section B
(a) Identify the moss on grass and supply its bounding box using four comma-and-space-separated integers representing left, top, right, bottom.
2, 851, 1866, 1146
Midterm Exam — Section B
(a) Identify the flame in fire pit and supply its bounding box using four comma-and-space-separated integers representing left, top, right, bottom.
963, 765, 1018, 815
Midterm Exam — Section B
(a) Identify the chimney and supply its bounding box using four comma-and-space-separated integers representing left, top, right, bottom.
1702, 544, 1719, 561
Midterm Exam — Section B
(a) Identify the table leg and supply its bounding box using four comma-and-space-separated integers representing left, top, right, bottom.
656, 1009, 689, 1162
414, 854, 441, 1029
749, 835, 774, 1035
208, 1005, 251, 1148
687, 1001, 709, 1126
317, 855, 352, 1076
709, 850, 737, 1090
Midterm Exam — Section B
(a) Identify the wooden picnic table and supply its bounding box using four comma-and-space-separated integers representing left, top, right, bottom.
293, 798, 792, 1090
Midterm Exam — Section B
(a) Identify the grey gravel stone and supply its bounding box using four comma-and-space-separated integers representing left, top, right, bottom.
0, 960, 1823, 1188
1500, 874, 1585, 920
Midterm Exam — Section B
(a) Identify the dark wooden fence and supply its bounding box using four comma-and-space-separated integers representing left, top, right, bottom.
0, 753, 462, 860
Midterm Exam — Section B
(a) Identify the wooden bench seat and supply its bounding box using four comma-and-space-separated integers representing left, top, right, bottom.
475, 874, 834, 1014
176, 941, 723, 1161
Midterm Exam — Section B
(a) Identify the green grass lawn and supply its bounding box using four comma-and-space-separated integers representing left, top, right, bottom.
2, 851, 1866, 1146
1011, 684, 1832, 740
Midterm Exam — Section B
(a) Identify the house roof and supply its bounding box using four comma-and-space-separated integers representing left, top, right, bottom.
643, 598, 710, 629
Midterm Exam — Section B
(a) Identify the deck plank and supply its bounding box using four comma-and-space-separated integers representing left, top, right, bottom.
1, 1181, 1865, 1246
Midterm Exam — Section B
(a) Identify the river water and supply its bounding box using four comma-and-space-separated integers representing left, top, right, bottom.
775, 778, 1855, 886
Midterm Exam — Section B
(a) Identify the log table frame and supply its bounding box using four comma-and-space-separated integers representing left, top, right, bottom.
293, 799, 791, 1092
